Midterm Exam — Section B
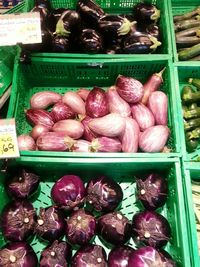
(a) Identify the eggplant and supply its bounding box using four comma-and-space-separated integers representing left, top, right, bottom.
79, 29, 103, 54
52, 35, 70, 52
99, 15, 136, 38
77, 0, 105, 27
140, 23, 160, 40
21, 28, 53, 52
48, 8, 69, 32
56, 10, 81, 37
123, 34, 161, 54
133, 3, 160, 23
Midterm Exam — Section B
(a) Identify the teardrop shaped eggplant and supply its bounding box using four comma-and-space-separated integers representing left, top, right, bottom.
77, 0, 105, 27
52, 35, 70, 52
133, 3, 161, 23
99, 15, 136, 38
56, 10, 81, 37
123, 34, 161, 54
79, 29, 103, 54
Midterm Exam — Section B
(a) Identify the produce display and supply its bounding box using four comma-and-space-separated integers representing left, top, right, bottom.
181, 78, 200, 153
20, 0, 162, 56
173, 6, 200, 61
0, 167, 177, 266
17, 68, 171, 154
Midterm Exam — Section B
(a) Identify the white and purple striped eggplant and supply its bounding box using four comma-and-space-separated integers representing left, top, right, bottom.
131, 103, 155, 131
139, 125, 170, 153
148, 91, 168, 125
91, 137, 122, 152
120, 117, 140, 153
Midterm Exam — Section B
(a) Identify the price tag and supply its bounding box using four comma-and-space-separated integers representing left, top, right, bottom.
0, 12, 42, 46
0, 118, 19, 158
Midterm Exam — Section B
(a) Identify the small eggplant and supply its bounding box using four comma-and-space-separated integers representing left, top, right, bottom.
99, 15, 136, 37
52, 35, 70, 52
48, 8, 69, 32
77, 0, 105, 27
133, 3, 160, 23
79, 29, 103, 54
136, 23, 160, 40
123, 34, 161, 54
55, 10, 81, 37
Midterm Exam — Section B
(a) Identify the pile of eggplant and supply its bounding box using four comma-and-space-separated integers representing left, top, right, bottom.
0, 167, 177, 266
17, 69, 170, 154
182, 78, 200, 152
174, 6, 200, 60
21, 0, 162, 56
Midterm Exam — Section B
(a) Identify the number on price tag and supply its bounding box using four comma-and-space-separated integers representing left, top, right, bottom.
0, 119, 19, 158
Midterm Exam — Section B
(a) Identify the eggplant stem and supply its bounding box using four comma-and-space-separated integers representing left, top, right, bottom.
56, 19, 70, 37
90, 138, 100, 152
156, 67, 166, 79
64, 136, 76, 151
118, 19, 136, 36
149, 36, 162, 50
151, 7, 160, 22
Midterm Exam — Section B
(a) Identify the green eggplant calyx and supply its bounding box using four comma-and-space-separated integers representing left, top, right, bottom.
149, 36, 162, 50
151, 7, 161, 22
118, 19, 136, 36
64, 136, 76, 151
90, 138, 100, 152
56, 19, 70, 37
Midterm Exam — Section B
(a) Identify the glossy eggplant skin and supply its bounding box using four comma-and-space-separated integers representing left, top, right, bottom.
133, 3, 160, 23
99, 15, 134, 38
77, 0, 105, 27
79, 29, 103, 54
56, 10, 81, 37
123, 34, 160, 54
48, 8, 69, 32
52, 35, 70, 52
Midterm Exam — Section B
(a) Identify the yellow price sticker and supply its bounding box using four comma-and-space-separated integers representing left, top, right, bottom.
0, 119, 19, 159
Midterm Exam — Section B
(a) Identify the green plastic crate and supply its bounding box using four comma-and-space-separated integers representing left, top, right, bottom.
7, 57, 181, 158
0, 2, 26, 97
174, 64, 200, 163
23, 0, 171, 59
0, 157, 191, 267
168, 0, 200, 63
182, 162, 200, 267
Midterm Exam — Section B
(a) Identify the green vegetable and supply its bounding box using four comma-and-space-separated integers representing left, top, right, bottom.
176, 26, 200, 38
187, 127, 200, 139
174, 18, 200, 32
176, 36, 200, 48
189, 78, 200, 89
182, 86, 200, 103
184, 106, 200, 119
185, 134, 199, 152
173, 7, 200, 22
178, 43, 200, 61
184, 118, 200, 131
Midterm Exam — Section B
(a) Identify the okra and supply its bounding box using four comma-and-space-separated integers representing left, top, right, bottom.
174, 18, 200, 32
187, 127, 200, 139
184, 106, 200, 119
185, 134, 198, 152
184, 118, 200, 131
178, 43, 200, 61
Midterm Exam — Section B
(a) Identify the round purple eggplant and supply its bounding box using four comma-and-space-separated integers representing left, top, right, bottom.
0, 241, 38, 267
86, 176, 123, 212
1, 200, 36, 242
97, 211, 131, 245
71, 244, 107, 267
66, 209, 96, 246
108, 245, 134, 267
136, 173, 168, 210
40, 240, 71, 267
6, 168, 40, 199
133, 3, 160, 23
35, 206, 65, 242
52, 35, 70, 52
131, 210, 171, 248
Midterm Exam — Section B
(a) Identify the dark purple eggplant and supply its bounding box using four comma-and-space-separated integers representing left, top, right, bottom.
1, 200, 36, 242
77, 0, 105, 27
123, 34, 161, 54
40, 240, 71, 267
136, 173, 168, 210
21, 28, 53, 52
79, 29, 103, 54
55, 10, 81, 37
86, 176, 123, 212
97, 211, 131, 245
48, 8, 69, 32
71, 244, 107, 267
133, 3, 160, 23
6, 168, 40, 199
35, 206, 65, 242
52, 35, 70, 52
108, 245, 134, 267
99, 15, 135, 38
134, 23, 160, 40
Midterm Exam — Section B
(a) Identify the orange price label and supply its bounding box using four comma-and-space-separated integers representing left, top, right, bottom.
0, 119, 19, 158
